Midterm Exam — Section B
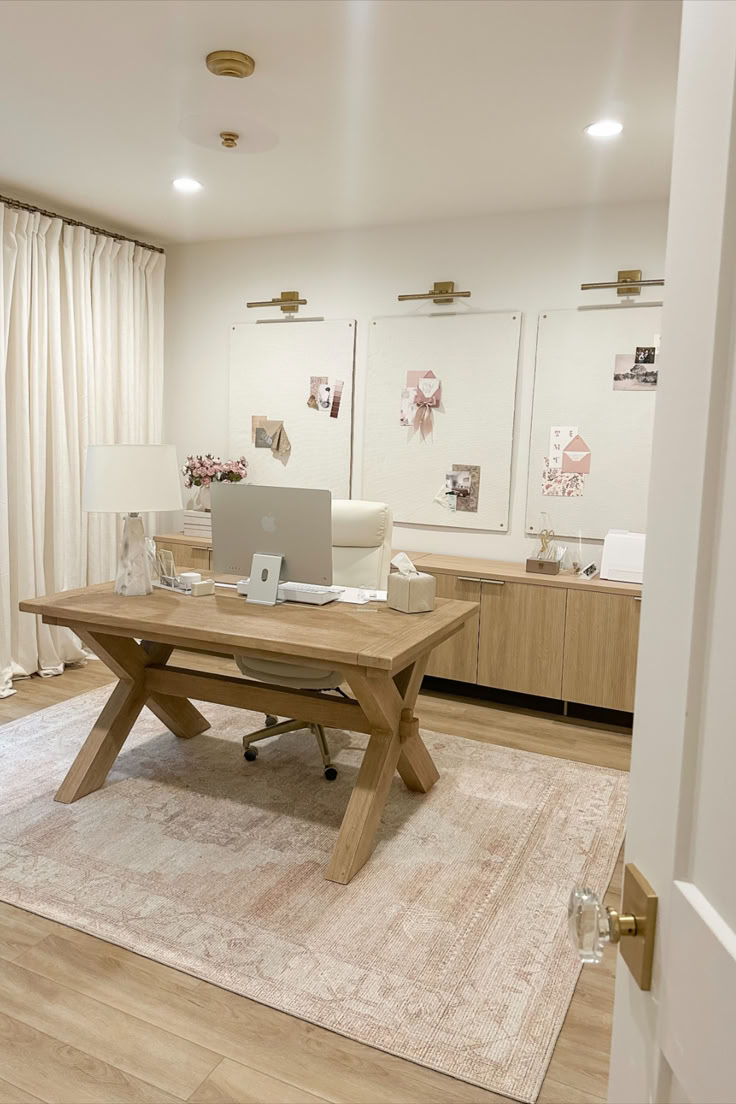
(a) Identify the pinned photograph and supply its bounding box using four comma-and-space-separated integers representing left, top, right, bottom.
613, 353, 658, 391
435, 482, 457, 511
445, 470, 471, 497
549, 425, 578, 469
317, 382, 333, 411
542, 457, 585, 497
252, 414, 267, 442
452, 463, 481, 512
400, 387, 416, 426
254, 426, 274, 449
308, 375, 327, 409
635, 346, 656, 364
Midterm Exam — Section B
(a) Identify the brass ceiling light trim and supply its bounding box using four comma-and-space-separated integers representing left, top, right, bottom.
206, 50, 255, 79
220, 131, 239, 148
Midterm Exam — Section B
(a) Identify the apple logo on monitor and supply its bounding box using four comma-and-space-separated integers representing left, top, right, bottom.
261, 514, 276, 533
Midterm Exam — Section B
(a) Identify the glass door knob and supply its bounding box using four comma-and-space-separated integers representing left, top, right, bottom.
568, 887, 638, 963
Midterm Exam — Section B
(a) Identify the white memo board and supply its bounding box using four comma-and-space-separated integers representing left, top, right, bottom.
362, 313, 521, 531
229, 320, 355, 497
526, 304, 662, 540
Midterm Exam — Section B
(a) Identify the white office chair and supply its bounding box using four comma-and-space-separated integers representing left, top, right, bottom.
236, 499, 393, 778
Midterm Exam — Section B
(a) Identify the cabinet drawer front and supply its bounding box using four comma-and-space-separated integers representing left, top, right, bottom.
424, 574, 481, 683
562, 590, 640, 711
477, 581, 566, 698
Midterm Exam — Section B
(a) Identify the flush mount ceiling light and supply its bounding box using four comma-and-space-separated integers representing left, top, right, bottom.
172, 177, 203, 193
205, 51, 255, 152
206, 50, 255, 79
584, 119, 624, 138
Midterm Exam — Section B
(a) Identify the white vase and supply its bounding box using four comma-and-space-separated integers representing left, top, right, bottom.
194, 483, 211, 511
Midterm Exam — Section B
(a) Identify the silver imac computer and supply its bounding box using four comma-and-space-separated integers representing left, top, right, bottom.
210, 483, 333, 603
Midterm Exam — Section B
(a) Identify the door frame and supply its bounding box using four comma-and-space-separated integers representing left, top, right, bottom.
609, 2, 736, 1100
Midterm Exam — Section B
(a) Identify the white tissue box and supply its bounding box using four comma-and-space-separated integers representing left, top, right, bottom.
387, 571, 436, 614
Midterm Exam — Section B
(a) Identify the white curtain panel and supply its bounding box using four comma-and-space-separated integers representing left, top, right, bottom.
0, 204, 165, 697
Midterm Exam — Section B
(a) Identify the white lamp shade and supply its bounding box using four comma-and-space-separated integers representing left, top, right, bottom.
84, 445, 183, 513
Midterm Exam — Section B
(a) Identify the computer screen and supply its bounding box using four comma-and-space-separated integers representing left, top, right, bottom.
210, 483, 333, 585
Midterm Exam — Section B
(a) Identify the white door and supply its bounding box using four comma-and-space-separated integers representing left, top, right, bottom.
607, 3, 736, 1102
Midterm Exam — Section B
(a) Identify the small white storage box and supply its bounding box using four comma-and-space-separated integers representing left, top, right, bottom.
600, 530, 646, 584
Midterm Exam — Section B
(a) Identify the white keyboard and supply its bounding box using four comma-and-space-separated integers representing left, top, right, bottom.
278, 582, 345, 605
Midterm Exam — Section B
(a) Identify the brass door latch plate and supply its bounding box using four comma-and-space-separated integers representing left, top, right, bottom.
620, 862, 658, 990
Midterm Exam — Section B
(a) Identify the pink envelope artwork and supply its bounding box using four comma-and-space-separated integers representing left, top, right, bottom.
406, 370, 442, 438
406, 370, 442, 406
561, 434, 591, 474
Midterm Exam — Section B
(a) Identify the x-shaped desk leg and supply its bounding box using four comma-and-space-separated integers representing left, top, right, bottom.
325, 654, 439, 884
54, 631, 210, 804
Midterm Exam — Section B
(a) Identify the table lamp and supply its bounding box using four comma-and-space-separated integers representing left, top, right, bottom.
84, 444, 183, 597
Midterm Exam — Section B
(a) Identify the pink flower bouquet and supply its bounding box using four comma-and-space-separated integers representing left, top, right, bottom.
181, 454, 248, 488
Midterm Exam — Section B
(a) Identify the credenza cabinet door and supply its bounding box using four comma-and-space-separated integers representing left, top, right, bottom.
477, 581, 566, 698
424, 574, 481, 683
562, 590, 640, 711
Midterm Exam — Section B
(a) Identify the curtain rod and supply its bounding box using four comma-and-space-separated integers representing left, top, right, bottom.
0, 193, 165, 255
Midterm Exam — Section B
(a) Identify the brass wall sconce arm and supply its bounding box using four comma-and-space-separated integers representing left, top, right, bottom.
581, 269, 664, 296
246, 291, 307, 314
398, 281, 472, 305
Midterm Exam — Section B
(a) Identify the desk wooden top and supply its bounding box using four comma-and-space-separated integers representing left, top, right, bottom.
20, 582, 478, 673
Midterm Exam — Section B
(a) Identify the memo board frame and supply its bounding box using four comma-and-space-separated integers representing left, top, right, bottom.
525, 303, 662, 540
361, 311, 522, 531
228, 319, 356, 498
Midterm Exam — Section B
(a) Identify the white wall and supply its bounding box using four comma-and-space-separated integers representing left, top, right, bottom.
164, 200, 667, 562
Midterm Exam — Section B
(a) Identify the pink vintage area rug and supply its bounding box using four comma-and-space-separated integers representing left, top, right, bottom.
0, 687, 627, 1102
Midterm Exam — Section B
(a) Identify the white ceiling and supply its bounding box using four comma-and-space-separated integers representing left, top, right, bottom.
0, 0, 681, 244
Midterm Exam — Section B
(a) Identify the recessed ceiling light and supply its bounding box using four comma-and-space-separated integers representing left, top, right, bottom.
584, 119, 623, 138
172, 177, 203, 193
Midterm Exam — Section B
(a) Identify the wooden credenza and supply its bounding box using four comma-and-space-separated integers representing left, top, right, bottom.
414, 554, 642, 712
153, 535, 642, 712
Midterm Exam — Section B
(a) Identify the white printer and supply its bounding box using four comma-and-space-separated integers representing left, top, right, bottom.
600, 530, 646, 584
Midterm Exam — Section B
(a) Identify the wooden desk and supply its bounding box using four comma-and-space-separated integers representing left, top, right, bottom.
20, 583, 478, 884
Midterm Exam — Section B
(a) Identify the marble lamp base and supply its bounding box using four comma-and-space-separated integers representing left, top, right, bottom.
115, 513, 152, 597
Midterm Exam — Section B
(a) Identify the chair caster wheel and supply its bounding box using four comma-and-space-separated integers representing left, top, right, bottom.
265, 715, 278, 727
244, 747, 259, 761
324, 766, 338, 780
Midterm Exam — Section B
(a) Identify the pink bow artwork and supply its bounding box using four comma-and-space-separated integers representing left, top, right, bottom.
407, 370, 442, 438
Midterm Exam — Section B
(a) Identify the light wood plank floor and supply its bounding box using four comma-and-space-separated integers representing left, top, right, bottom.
0, 658, 630, 1104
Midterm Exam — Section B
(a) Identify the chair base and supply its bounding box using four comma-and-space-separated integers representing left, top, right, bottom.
243, 717, 337, 779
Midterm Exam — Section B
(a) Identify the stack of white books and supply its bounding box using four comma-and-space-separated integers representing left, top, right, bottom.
183, 510, 212, 540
